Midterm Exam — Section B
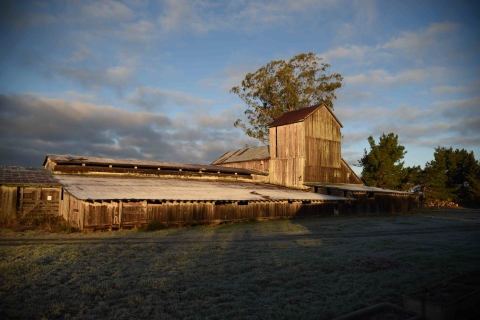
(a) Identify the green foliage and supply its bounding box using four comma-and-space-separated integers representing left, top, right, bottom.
421, 147, 479, 202
231, 52, 343, 144
357, 133, 407, 190
401, 165, 422, 191
466, 160, 480, 202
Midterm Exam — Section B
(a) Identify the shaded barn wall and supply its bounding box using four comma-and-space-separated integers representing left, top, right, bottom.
216, 160, 269, 172
0, 186, 62, 224
304, 107, 342, 183
0, 186, 17, 222
316, 188, 415, 213
269, 122, 306, 188
17, 187, 61, 217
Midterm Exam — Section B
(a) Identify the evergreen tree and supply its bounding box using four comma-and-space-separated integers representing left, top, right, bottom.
466, 159, 480, 203
357, 133, 407, 190
421, 147, 478, 202
402, 165, 422, 192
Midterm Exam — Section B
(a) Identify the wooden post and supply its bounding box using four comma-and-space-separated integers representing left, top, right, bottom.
80, 203, 85, 230
118, 200, 123, 229
19, 187, 24, 217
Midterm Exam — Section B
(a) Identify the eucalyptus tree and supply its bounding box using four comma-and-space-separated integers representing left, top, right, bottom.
231, 52, 343, 144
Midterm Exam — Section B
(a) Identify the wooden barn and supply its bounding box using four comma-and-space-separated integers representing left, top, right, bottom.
1, 156, 354, 230
0, 104, 416, 230
0, 166, 62, 223
211, 104, 416, 212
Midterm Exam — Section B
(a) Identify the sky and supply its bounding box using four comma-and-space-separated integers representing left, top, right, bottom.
0, 0, 479, 175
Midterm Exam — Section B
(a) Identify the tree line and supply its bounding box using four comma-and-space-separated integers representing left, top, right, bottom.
358, 133, 480, 204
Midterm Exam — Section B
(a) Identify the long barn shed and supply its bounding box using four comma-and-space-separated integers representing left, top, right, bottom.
57, 175, 354, 230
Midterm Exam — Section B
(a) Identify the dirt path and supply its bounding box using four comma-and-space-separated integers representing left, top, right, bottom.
1, 224, 478, 246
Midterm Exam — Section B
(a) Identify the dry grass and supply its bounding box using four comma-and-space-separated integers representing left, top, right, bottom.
0, 209, 479, 319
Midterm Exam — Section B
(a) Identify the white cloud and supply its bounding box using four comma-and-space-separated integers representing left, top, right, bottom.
80, 0, 134, 21
158, 0, 212, 35
431, 85, 472, 95
56, 65, 135, 91
68, 46, 91, 63
122, 20, 157, 42
382, 22, 458, 55
126, 86, 214, 111
345, 69, 428, 86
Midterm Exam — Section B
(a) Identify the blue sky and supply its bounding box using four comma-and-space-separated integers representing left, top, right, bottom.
0, 0, 479, 175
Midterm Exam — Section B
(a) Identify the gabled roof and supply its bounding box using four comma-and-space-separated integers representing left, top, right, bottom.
0, 166, 61, 186
268, 104, 343, 128
341, 158, 365, 186
211, 146, 269, 165
43, 154, 267, 176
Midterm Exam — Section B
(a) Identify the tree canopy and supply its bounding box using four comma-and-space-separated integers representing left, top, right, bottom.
357, 133, 408, 190
420, 147, 479, 202
231, 52, 343, 144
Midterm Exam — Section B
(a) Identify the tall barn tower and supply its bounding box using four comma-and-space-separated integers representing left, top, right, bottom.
268, 104, 362, 188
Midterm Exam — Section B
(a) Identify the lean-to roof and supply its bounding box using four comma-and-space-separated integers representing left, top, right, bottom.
268, 104, 343, 128
57, 175, 353, 202
211, 146, 270, 165
304, 182, 412, 195
0, 166, 61, 186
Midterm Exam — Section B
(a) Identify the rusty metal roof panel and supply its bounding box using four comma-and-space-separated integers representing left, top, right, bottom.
0, 166, 61, 186
268, 104, 343, 128
211, 146, 270, 165
57, 175, 353, 201
44, 154, 267, 176
304, 183, 412, 195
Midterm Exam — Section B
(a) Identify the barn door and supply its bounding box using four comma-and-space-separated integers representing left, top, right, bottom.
18, 187, 61, 217
122, 201, 147, 226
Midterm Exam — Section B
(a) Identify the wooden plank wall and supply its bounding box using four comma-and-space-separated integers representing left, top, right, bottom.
18, 187, 61, 218
304, 107, 343, 183
216, 160, 269, 172
0, 186, 17, 222
269, 122, 306, 188
340, 160, 364, 184
66, 197, 345, 229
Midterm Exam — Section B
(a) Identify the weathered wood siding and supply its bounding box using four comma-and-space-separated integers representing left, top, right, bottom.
216, 160, 269, 172
60, 192, 84, 229
269, 122, 306, 188
0, 186, 17, 222
66, 196, 346, 229
340, 160, 364, 184
304, 106, 342, 183
17, 187, 61, 218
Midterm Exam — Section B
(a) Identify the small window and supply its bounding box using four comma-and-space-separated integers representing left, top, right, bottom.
237, 201, 248, 206
367, 192, 374, 199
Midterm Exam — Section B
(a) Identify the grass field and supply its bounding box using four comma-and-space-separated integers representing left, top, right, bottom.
1, 209, 479, 319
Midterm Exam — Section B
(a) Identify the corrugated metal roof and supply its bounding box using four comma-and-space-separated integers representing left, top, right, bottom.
304, 183, 412, 195
57, 175, 354, 201
44, 154, 267, 176
211, 146, 270, 165
268, 104, 343, 128
0, 166, 61, 186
